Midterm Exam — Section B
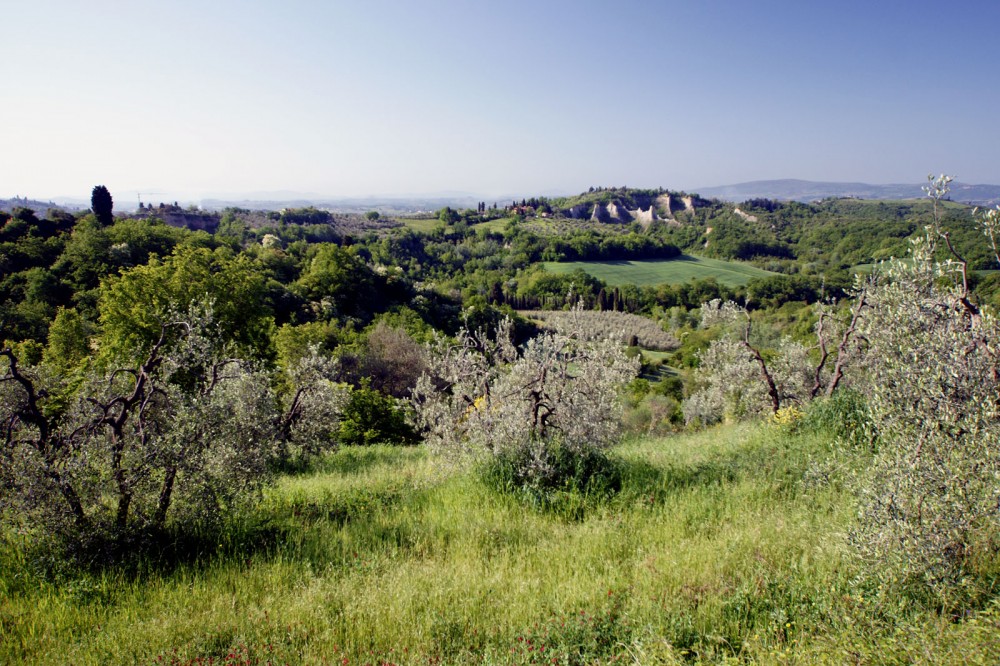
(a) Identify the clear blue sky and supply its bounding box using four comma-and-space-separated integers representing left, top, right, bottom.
5, 0, 1000, 202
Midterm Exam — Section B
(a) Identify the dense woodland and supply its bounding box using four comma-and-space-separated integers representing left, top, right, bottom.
4, 182, 1000, 663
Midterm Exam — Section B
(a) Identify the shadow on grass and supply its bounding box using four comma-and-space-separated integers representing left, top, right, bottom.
617, 433, 810, 506
18, 472, 429, 583
272, 445, 418, 477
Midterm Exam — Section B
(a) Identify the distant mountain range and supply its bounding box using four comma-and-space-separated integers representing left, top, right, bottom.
695, 179, 1000, 206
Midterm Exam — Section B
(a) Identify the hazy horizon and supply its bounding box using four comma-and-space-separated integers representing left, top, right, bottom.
6, 1, 1000, 202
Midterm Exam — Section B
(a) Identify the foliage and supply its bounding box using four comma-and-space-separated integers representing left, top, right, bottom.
42, 307, 91, 369
343, 321, 427, 399
98, 246, 275, 362
278, 346, 348, 459
412, 306, 639, 491
799, 388, 875, 449
291, 243, 381, 321
90, 185, 113, 227
338, 381, 419, 447
0, 305, 280, 549
682, 300, 815, 425
525, 308, 679, 351
850, 176, 1000, 601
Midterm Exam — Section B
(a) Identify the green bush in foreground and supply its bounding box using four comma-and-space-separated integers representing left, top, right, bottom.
480, 439, 622, 508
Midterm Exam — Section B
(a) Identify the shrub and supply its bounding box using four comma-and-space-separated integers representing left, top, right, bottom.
799, 388, 875, 449
338, 382, 418, 446
481, 439, 622, 501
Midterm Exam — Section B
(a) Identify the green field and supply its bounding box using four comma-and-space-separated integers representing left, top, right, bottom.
543, 255, 776, 287
398, 216, 444, 233
5, 425, 998, 664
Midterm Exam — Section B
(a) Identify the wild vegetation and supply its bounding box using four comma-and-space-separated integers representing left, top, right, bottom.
4, 177, 1000, 662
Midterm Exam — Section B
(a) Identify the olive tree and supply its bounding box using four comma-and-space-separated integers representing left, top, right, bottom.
851, 176, 1000, 598
411, 305, 639, 490
682, 300, 815, 425
681, 289, 867, 427
1, 304, 306, 548
278, 346, 348, 458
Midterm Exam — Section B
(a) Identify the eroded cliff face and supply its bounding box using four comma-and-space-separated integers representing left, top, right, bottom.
654, 193, 700, 218
561, 191, 707, 225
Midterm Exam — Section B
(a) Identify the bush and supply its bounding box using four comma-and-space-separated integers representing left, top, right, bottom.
800, 389, 875, 449
481, 439, 622, 502
338, 382, 418, 446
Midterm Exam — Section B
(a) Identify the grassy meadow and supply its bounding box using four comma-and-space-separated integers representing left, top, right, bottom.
542, 257, 775, 288
4, 423, 1000, 664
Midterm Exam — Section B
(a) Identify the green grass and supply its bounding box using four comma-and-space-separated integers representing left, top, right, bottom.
4, 428, 1000, 664
398, 216, 444, 233
542, 255, 776, 288
640, 349, 673, 364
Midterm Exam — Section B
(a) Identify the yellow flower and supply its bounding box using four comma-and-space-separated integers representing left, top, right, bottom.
771, 405, 804, 426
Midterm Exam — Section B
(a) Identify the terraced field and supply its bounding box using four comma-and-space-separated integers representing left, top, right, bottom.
542, 255, 776, 287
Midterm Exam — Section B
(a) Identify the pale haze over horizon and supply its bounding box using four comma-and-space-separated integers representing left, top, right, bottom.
5, 0, 1000, 203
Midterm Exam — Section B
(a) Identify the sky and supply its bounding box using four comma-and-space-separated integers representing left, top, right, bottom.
5, 0, 1000, 203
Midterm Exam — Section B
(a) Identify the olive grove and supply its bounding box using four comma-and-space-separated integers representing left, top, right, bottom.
0, 304, 341, 548
682, 175, 1000, 601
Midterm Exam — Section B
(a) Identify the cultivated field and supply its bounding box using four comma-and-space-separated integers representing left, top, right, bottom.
542, 256, 775, 288
4, 425, 998, 664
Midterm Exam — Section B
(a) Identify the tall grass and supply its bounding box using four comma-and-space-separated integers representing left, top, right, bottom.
3, 425, 1000, 664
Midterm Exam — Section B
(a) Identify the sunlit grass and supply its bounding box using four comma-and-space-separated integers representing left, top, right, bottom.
3, 426, 1000, 664
542, 255, 775, 288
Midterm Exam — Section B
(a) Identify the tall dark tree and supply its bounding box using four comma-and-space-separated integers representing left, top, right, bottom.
91, 185, 114, 226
